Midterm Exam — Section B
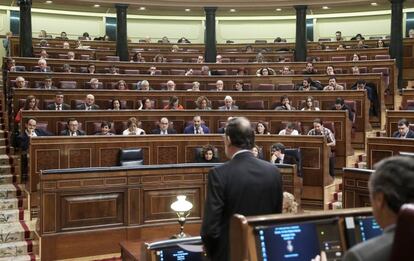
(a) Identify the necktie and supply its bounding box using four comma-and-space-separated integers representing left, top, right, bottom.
57, 105, 61, 111
196, 128, 199, 134
87, 106, 91, 111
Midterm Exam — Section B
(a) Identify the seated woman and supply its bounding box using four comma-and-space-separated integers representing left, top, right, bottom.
187, 81, 200, 91
301, 96, 320, 111
131, 52, 145, 63
95, 121, 114, 135
282, 192, 299, 214
171, 45, 180, 52
256, 67, 276, 76
195, 96, 212, 110
352, 53, 360, 62
164, 96, 184, 110
255, 121, 270, 135
116, 80, 127, 90
234, 80, 244, 91
110, 99, 122, 110
15, 95, 39, 124
197, 145, 219, 163
153, 54, 166, 63
123, 117, 145, 135
251, 145, 262, 159
138, 98, 153, 110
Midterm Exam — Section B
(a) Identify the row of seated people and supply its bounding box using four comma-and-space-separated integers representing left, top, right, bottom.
21, 114, 335, 137
16, 93, 356, 122
11, 75, 372, 92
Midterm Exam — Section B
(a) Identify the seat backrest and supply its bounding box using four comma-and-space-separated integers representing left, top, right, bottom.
221, 58, 231, 63
59, 81, 77, 89
374, 54, 390, 60
169, 59, 183, 63
389, 204, 414, 261
244, 100, 265, 110
276, 83, 295, 91
80, 54, 90, 60
36, 122, 49, 133
255, 83, 275, 91
105, 56, 120, 61
235, 58, 249, 63
285, 148, 303, 177
170, 69, 186, 75
331, 56, 346, 61
118, 148, 144, 166
15, 65, 26, 71
124, 69, 140, 74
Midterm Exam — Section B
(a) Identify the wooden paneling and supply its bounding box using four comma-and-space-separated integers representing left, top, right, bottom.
39, 164, 300, 260
367, 137, 414, 168
34, 135, 327, 210
342, 168, 373, 208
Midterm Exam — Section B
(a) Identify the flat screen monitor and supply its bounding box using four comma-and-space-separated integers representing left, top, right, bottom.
354, 216, 382, 242
255, 218, 344, 261
146, 237, 204, 261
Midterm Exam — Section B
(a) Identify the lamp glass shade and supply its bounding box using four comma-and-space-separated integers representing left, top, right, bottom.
170, 195, 193, 212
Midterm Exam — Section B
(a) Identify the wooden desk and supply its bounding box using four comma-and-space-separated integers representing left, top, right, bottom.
367, 137, 414, 168
342, 168, 373, 208
120, 240, 142, 261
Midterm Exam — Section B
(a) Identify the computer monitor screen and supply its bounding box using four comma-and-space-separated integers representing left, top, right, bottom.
354, 216, 382, 242
154, 244, 204, 261
255, 218, 344, 261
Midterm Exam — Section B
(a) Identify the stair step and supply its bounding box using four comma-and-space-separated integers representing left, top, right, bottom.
0, 139, 6, 146
0, 175, 15, 184
0, 165, 12, 176
0, 254, 38, 261
0, 146, 8, 155
0, 222, 34, 244
0, 240, 37, 257
0, 198, 19, 210
0, 155, 10, 165
0, 209, 25, 223
0, 184, 21, 199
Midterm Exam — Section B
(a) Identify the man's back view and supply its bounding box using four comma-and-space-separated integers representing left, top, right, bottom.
201, 117, 283, 261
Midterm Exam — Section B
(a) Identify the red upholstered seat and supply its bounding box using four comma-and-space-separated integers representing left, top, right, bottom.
374, 54, 390, 60
255, 84, 275, 91
244, 100, 265, 110
276, 83, 295, 91
170, 69, 186, 75
124, 69, 140, 74
59, 81, 77, 89
105, 56, 120, 61
331, 56, 346, 61
389, 204, 414, 261
80, 54, 90, 60
169, 59, 183, 63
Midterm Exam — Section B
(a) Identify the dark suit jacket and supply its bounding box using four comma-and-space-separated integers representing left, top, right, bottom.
183, 124, 210, 134
76, 103, 100, 110
33, 67, 51, 72
47, 103, 71, 110
18, 129, 51, 151
60, 129, 86, 136
392, 130, 414, 138
201, 151, 283, 261
151, 128, 177, 134
275, 154, 297, 165
218, 105, 239, 111
343, 225, 395, 261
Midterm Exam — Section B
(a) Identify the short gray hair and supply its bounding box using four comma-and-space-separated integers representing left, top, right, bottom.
370, 156, 414, 213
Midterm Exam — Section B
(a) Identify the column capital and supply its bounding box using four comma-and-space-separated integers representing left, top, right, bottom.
204, 7, 217, 14
294, 5, 307, 10
17, 0, 32, 6
115, 3, 129, 9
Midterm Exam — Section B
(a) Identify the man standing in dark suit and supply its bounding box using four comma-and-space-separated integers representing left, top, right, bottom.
60, 118, 85, 136
183, 115, 210, 134
392, 119, 414, 138
76, 94, 100, 110
270, 143, 297, 165
201, 117, 283, 261
46, 92, 71, 110
151, 117, 177, 134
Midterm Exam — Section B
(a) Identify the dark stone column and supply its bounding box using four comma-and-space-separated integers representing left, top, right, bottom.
115, 4, 129, 61
294, 5, 307, 62
204, 7, 217, 63
389, 0, 405, 89
18, 0, 33, 57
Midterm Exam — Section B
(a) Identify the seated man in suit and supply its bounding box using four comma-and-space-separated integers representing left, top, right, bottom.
151, 117, 177, 135
270, 143, 297, 165
42, 76, 57, 89
218, 96, 239, 111
60, 118, 86, 136
215, 80, 224, 91
392, 119, 414, 138
47, 92, 71, 110
165, 80, 176, 91
15, 76, 27, 89
76, 94, 100, 110
314, 156, 414, 261
332, 97, 355, 123
184, 115, 210, 134
33, 58, 51, 72
18, 117, 51, 182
